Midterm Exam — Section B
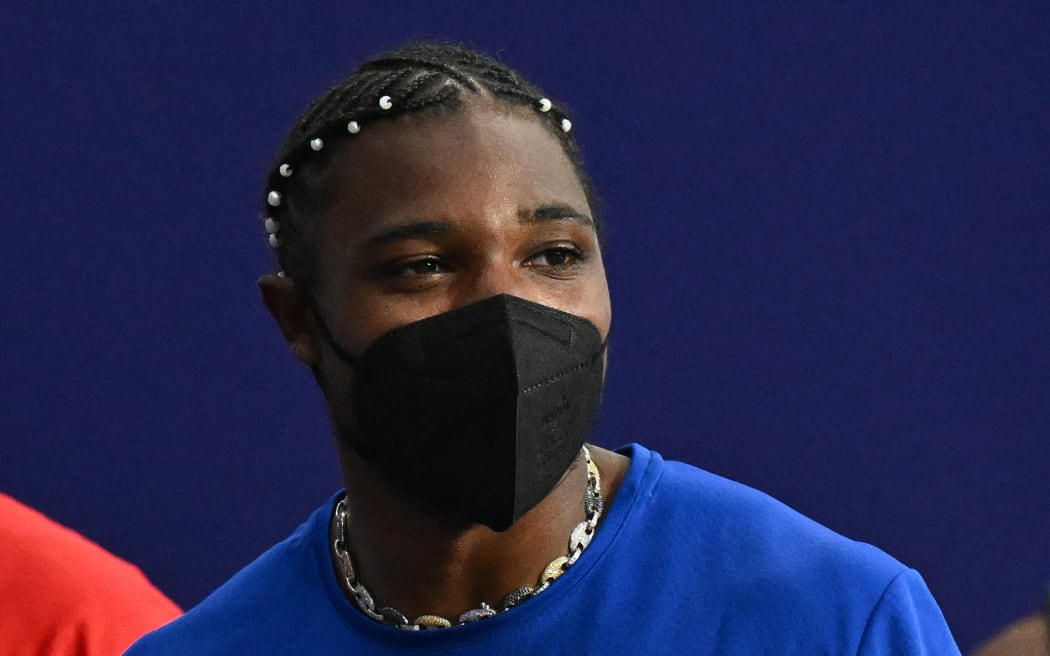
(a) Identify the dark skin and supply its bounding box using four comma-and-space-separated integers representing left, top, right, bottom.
973, 614, 1048, 656
260, 97, 629, 621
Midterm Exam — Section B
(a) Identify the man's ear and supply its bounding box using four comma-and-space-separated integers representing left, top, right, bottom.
258, 274, 320, 366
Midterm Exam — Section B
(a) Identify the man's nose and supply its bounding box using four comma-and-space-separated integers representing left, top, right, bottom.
453, 260, 531, 308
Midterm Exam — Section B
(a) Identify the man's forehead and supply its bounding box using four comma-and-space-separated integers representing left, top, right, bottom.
317, 109, 592, 242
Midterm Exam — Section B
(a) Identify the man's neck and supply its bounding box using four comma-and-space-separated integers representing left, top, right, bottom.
332, 449, 592, 622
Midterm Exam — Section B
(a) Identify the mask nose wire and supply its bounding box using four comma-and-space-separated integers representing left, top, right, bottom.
307, 291, 609, 370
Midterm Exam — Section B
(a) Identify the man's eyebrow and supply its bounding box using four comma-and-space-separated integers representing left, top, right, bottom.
363, 220, 454, 248
520, 204, 595, 228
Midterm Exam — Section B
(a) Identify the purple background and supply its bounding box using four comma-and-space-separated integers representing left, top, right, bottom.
3, 3, 1048, 650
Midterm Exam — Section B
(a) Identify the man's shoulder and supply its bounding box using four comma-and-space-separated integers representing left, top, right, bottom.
618, 446, 907, 611
0, 494, 182, 655
126, 496, 338, 655
606, 446, 959, 652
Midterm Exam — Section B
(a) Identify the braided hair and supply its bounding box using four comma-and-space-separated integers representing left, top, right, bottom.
262, 42, 598, 288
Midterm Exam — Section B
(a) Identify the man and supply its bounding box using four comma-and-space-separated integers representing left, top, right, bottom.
1, 493, 181, 655
127, 42, 960, 654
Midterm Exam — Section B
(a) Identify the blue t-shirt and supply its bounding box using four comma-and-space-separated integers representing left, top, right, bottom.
127, 444, 960, 654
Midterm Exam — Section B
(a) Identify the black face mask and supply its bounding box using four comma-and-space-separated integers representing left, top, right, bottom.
314, 294, 606, 531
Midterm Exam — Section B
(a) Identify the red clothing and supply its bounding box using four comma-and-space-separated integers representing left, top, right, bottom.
0, 494, 182, 656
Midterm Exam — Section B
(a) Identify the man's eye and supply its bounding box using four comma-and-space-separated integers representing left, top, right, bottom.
393, 256, 444, 277
526, 247, 585, 268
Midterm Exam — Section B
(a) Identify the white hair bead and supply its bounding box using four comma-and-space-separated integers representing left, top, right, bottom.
347, 120, 361, 134
378, 95, 393, 110
310, 138, 324, 151
278, 163, 293, 177
264, 218, 279, 234
267, 191, 282, 207
276, 270, 286, 278
268, 234, 281, 248
561, 118, 572, 133
538, 98, 552, 112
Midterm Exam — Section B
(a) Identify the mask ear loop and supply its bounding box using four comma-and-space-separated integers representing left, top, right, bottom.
303, 292, 364, 371
592, 326, 611, 365
301, 292, 382, 459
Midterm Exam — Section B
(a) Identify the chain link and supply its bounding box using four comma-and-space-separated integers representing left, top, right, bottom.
332, 445, 604, 630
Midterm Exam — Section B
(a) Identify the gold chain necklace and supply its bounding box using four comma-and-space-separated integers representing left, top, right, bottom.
332, 445, 603, 630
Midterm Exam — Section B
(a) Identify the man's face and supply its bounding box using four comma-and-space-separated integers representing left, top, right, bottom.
310, 101, 611, 364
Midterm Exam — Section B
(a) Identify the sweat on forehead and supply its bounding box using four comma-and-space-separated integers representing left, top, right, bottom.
259, 42, 598, 286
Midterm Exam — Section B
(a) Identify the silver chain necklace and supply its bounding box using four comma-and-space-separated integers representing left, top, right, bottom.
332, 445, 604, 630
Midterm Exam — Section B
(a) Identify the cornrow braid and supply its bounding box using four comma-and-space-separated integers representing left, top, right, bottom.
261, 41, 598, 288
